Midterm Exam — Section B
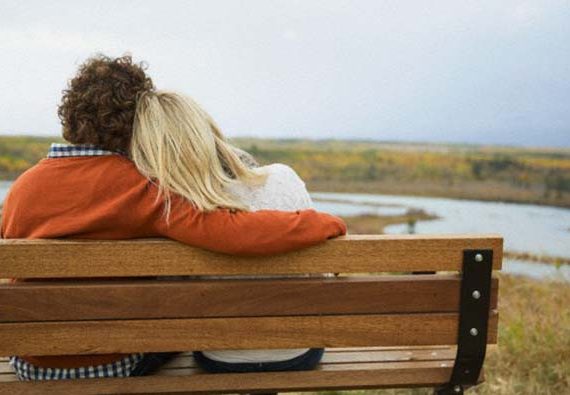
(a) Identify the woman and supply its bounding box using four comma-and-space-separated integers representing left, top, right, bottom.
131, 91, 325, 373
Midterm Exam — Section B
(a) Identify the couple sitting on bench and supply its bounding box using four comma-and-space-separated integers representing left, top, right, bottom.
1, 54, 346, 380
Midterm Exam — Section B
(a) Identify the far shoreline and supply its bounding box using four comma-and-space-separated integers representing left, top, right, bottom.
309, 183, 570, 210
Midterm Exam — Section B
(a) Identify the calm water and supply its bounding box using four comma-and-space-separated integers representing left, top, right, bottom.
312, 192, 570, 282
312, 192, 570, 258
0, 181, 11, 203
2, 182, 569, 281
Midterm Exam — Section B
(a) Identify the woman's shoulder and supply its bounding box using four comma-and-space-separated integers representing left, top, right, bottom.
227, 163, 312, 211
261, 163, 304, 182
259, 163, 308, 191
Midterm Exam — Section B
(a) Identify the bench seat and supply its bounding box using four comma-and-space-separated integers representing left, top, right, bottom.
0, 346, 480, 394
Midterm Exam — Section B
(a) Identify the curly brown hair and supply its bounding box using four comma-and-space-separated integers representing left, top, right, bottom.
58, 54, 154, 153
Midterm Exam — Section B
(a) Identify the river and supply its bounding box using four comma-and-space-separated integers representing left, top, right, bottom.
1, 181, 569, 281
312, 192, 570, 282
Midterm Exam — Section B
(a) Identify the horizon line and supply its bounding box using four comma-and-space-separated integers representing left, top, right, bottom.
0, 132, 568, 152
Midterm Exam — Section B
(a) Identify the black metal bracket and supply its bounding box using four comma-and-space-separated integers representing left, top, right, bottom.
435, 249, 494, 395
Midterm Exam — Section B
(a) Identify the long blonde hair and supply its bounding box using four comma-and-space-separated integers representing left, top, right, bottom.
131, 91, 265, 216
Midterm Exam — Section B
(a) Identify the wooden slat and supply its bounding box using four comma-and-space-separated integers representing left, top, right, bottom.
321, 348, 457, 364
0, 275, 499, 322
1, 346, 453, 358
0, 360, 476, 394
157, 348, 458, 370
155, 359, 459, 376
0, 374, 17, 383
0, 313, 498, 356
330, 345, 453, 351
0, 235, 503, 278
162, 346, 456, 358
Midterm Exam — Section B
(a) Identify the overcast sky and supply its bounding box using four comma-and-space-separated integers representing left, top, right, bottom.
1, 0, 569, 147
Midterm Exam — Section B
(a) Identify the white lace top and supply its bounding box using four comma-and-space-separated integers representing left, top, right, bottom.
202, 163, 313, 363
227, 163, 313, 212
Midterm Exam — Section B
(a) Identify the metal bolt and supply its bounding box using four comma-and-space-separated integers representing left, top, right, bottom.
470, 327, 479, 336
472, 290, 481, 299
454, 385, 462, 393
474, 253, 483, 262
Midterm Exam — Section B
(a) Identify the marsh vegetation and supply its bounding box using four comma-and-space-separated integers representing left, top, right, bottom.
1, 136, 569, 207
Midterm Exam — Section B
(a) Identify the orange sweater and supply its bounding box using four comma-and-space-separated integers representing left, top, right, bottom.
1, 155, 346, 368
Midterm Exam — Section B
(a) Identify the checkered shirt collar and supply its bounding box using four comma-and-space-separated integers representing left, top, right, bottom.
47, 143, 124, 158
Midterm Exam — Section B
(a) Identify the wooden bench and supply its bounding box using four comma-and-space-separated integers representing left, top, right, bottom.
0, 234, 502, 394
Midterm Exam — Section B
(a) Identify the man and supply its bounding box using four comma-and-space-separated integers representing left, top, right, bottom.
0, 55, 346, 380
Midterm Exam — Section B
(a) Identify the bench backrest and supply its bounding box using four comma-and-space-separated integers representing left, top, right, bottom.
0, 234, 502, 357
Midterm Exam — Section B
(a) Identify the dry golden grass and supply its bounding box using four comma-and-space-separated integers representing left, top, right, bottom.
474, 274, 570, 394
